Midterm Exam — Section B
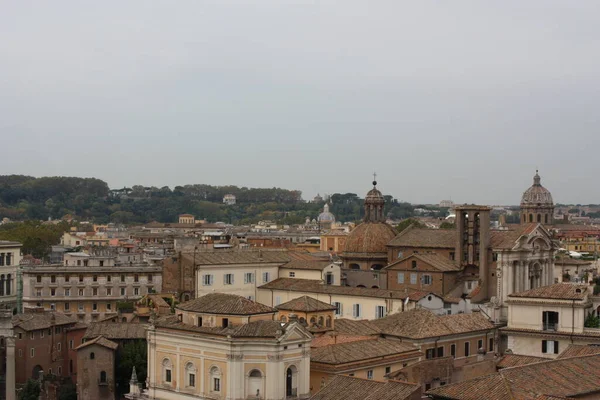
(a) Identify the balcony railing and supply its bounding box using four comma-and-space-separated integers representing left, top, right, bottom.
543, 323, 558, 331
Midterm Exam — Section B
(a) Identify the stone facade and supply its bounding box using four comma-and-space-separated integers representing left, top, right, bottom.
0, 241, 22, 312
77, 339, 117, 400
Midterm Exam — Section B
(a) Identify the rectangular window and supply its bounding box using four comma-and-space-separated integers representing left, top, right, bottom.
333, 302, 342, 316
352, 304, 361, 318
213, 377, 220, 391
289, 272, 296, 278
69, 340, 74, 349
410, 273, 417, 285
422, 275, 432, 285
41, 330, 44, 338
326, 272, 334, 285
451, 344, 456, 358
134, 288, 139, 296
93, 275, 98, 282
148, 274, 153, 283
375, 306, 385, 319
437, 346, 444, 357
99, 260, 104, 267
120, 275, 125, 282
58, 366, 62, 375
449, 252, 455, 260
426, 348, 435, 359
18, 349, 22, 357
78, 289, 84, 296
93, 288, 98, 296
107, 275, 112, 282
36, 275, 42, 283
50, 303, 56, 311
106, 303, 112, 311
92, 303, 97, 311
134, 274, 139, 283
542, 311, 559, 331
120, 288, 126, 296
78, 303, 84, 311
165, 369, 172, 383
262, 272, 270, 283
397, 272, 404, 284
542, 340, 559, 354
36, 289, 41, 297
51, 275, 56, 283
489, 338, 494, 352
244, 272, 254, 284
203, 274, 213, 286
107, 288, 112, 296
224, 274, 234, 285
64, 303, 70, 311
367, 370, 373, 380
79, 275, 84, 282
385, 366, 391, 375
30, 348, 35, 358
477, 339, 483, 351
57, 343, 61, 352
65, 289, 70, 297
189, 373, 195, 387
51, 288, 56, 296
30, 332, 34, 339
464, 342, 470, 357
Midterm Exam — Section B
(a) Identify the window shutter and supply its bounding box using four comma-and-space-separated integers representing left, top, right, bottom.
542, 340, 547, 353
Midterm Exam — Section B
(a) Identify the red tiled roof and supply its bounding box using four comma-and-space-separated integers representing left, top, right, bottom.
497, 354, 551, 369
177, 293, 276, 315
276, 296, 337, 312
310, 374, 420, 400
508, 283, 588, 301
385, 252, 460, 272
387, 225, 455, 248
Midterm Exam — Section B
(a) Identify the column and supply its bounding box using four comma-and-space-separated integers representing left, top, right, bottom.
524, 263, 530, 291
6, 336, 15, 400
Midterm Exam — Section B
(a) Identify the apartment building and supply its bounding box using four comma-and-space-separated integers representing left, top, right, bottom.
22, 263, 162, 323
0, 241, 22, 311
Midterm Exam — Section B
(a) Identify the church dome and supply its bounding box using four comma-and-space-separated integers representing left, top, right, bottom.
343, 222, 397, 254
521, 171, 553, 207
318, 203, 335, 223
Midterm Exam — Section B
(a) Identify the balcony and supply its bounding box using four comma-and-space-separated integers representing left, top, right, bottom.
543, 323, 558, 331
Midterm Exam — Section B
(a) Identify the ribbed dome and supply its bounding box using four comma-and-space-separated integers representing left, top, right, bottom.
365, 182, 385, 205
343, 222, 397, 254
521, 171, 553, 206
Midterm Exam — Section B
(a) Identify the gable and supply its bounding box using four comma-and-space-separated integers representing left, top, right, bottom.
279, 323, 313, 343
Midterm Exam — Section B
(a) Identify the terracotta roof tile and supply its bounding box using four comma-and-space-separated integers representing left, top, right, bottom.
310, 374, 419, 400
497, 354, 551, 369
77, 335, 119, 351
332, 319, 381, 336
281, 260, 334, 271
343, 222, 397, 254
177, 293, 276, 315
428, 353, 600, 399
83, 322, 147, 340
387, 225, 455, 248
276, 296, 337, 312
154, 316, 293, 338
183, 250, 291, 265
13, 312, 77, 332
260, 278, 429, 301
556, 344, 600, 359
373, 309, 494, 339
311, 338, 418, 365
385, 253, 460, 272
508, 283, 588, 301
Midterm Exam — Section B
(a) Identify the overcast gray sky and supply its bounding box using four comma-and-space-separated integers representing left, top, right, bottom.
2, 1, 599, 205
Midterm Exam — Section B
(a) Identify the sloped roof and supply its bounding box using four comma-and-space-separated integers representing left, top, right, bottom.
280, 260, 333, 271
387, 224, 455, 248
373, 309, 494, 339
428, 353, 600, 400
177, 293, 276, 315
311, 338, 418, 365
508, 283, 588, 301
276, 296, 337, 312
13, 313, 77, 332
497, 354, 551, 369
332, 319, 381, 336
154, 316, 297, 339
310, 375, 419, 400
185, 250, 291, 265
556, 344, 600, 359
83, 322, 147, 340
489, 223, 544, 250
260, 278, 430, 301
385, 252, 460, 272
77, 335, 119, 351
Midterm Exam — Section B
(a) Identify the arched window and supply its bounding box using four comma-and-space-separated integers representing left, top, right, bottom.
318, 316, 324, 326
349, 264, 360, 270
529, 214, 533, 223
249, 369, 262, 378
163, 359, 173, 383
185, 362, 196, 388
210, 366, 221, 392
326, 316, 332, 328
545, 214, 549, 224
90, 352, 95, 360
299, 317, 306, 324
280, 315, 287, 322
6, 274, 11, 296
310, 317, 316, 325
0, 275, 4, 296
537, 214, 541, 223
522, 214, 526, 223
100, 371, 107, 383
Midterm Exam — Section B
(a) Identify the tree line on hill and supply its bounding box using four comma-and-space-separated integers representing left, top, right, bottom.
0, 175, 446, 225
